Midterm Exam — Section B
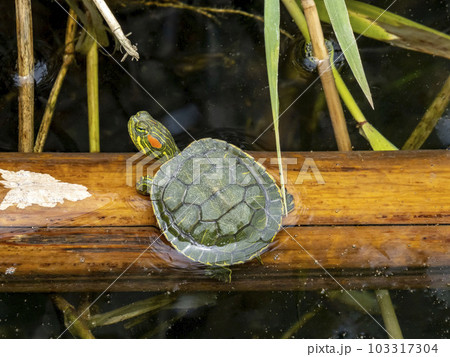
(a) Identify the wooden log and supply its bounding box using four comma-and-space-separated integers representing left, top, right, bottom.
0, 151, 449, 292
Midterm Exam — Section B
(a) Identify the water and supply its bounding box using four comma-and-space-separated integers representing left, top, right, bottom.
0, 0, 449, 338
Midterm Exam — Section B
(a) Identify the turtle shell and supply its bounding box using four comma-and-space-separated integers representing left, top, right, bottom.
151, 138, 283, 266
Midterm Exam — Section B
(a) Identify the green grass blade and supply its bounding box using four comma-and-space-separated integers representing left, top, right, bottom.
264, 0, 288, 215
323, 0, 373, 108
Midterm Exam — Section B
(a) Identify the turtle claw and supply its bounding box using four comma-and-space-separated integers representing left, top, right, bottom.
205, 266, 232, 283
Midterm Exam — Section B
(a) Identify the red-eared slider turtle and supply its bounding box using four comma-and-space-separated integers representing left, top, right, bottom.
128, 111, 294, 281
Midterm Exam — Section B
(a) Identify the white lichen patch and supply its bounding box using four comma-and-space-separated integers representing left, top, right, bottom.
0, 169, 91, 210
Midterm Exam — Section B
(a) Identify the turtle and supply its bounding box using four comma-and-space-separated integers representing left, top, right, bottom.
128, 111, 294, 281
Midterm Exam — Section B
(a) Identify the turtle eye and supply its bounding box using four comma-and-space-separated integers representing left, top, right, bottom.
136, 124, 147, 133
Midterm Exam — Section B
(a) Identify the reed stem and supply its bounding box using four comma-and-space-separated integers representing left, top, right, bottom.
15, 0, 34, 152
281, 304, 322, 338
34, 9, 77, 153
402, 74, 450, 150
281, 0, 310, 42
300, 0, 352, 151
375, 289, 404, 339
332, 67, 366, 123
292, 2, 401, 338
51, 295, 95, 339
87, 39, 100, 152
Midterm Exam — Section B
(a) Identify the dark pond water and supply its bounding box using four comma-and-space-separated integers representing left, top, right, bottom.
0, 0, 449, 338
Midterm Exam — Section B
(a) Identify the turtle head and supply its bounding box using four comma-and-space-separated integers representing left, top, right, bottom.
128, 111, 180, 162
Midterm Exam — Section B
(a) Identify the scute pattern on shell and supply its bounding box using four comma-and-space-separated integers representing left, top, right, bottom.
151, 138, 283, 266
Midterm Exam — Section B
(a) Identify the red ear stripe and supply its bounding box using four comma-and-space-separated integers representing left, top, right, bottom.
147, 134, 162, 149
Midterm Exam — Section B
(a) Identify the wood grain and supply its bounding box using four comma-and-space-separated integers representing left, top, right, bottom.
0, 151, 449, 291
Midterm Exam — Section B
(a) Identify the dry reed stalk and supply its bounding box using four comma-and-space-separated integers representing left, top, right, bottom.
300, 0, 403, 338
402, 74, 450, 150
15, 0, 34, 152
301, 0, 352, 151
87, 39, 100, 152
92, 0, 139, 61
34, 9, 77, 153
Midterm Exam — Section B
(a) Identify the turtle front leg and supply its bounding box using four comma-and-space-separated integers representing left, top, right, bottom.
283, 189, 295, 215
136, 175, 153, 196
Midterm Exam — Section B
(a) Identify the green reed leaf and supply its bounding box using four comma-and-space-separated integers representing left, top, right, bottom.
323, 0, 373, 108
264, 0, 288, 215
317, 0, 450, 60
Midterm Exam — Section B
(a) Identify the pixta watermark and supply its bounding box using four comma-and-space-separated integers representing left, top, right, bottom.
126, 152, 325, 187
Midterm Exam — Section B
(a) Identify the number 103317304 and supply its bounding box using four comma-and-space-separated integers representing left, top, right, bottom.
368, 343, 438, 354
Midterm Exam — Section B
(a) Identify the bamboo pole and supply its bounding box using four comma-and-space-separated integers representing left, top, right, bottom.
0, 151, 449, 227
34, 9, 77, 153
299, 0, 401, 335
402, 74, 450, 150
1, 224, 448, 292
86, 40, 100, 152
15, 0, 34, 152
0, 151, 449, 292
300, 0, 352, 151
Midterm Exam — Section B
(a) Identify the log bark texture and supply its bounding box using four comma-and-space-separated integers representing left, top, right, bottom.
0, 151, 448, 291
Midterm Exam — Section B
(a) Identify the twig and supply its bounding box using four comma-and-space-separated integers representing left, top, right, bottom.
15, 0, 34, 152
34, 9, 77, 153
134, 1, 294, 39
375, 289, 404, 339
51, 295, 95, 339
402, 74, 450, 150
88, 294, 176, 328
301, 0, 352, 151
140, 0, 220, 23
281, 304, 322, 338
87, 38, 100, 152
92, 0, 139, 61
